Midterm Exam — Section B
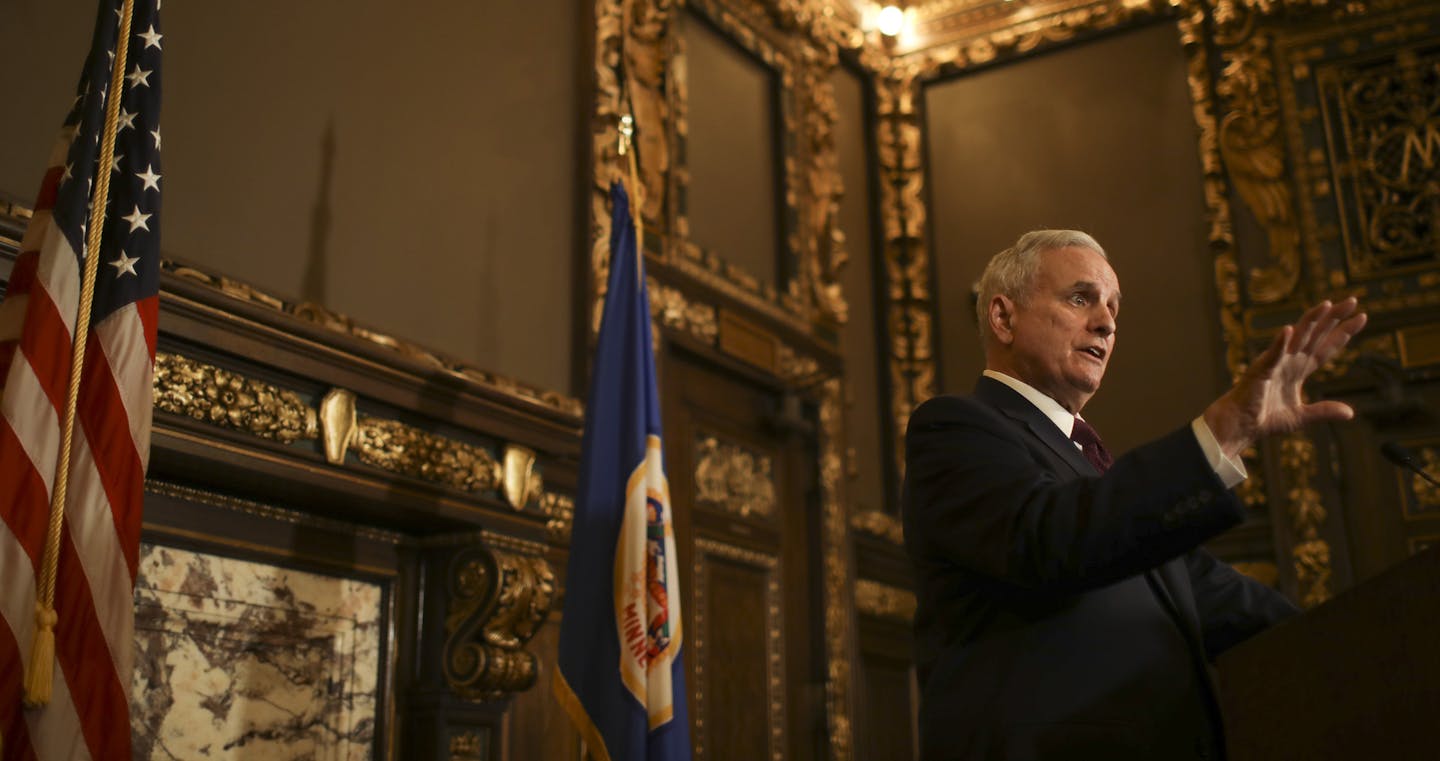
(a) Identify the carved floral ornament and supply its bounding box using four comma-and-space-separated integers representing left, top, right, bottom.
693, 434, 778, 519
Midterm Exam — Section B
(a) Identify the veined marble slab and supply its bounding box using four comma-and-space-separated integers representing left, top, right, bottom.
132, 544, 382, 760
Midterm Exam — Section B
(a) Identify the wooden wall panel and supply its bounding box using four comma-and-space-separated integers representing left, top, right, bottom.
695, 548, 781, 761
505, 617, 581, 761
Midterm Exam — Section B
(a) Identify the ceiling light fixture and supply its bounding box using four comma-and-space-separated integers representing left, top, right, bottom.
877, 5, 905, 37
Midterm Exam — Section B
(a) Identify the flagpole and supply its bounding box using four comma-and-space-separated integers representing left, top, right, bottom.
617, 114, 644, 270
24, 0, 138, 708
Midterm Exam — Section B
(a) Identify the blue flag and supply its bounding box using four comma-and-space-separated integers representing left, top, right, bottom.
554, 182, 692, 761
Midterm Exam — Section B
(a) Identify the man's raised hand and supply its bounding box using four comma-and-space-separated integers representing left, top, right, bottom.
1204, 297, 1367, 458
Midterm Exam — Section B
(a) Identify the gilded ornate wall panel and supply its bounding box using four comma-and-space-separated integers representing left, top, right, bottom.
590, 0, 864, 339
1184, 0, 1440, 604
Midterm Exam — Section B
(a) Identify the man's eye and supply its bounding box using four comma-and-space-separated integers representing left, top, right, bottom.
1070, 294, 1087, 305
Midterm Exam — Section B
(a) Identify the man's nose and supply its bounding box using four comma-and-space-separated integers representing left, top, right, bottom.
1091, 308, 1115, 337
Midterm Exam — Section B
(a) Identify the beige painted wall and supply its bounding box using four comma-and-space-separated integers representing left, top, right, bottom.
0, 0, 581, 394
923, 22, 1229, 454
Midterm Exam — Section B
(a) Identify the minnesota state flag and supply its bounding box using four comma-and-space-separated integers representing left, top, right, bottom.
554, 182, 691, 761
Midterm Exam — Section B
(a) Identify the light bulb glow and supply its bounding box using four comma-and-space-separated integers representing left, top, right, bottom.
877, 5, 904, 36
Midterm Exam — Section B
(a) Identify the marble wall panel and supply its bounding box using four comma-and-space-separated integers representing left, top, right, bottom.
131, 544, 383, 760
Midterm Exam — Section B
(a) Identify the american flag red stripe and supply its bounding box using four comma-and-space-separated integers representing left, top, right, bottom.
0, 1, 161, 758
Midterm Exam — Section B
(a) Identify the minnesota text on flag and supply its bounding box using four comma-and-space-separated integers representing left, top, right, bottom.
0, 1, 162, 759
553, 182, 691, 761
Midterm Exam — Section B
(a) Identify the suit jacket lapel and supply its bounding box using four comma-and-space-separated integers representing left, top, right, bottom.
974, 377, 1094, 478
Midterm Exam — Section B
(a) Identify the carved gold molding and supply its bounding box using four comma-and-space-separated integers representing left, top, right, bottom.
151, 353, 562, 514
539, 491, 576, 544
1186, 0, 1439, 607
649, 276, 720, 344
650, 271, 830, 384
1216, 31, 1302, 304
444, 544, 556, 701
590, 0, 855, 343
153, 353, 318, 443
874, 71, 937, 480
1179, 1, 1252, 379
351, 416, 502, 493
853, 578, 916, 623
886, 0, 1173, 76
694, 434, 778, 519
1279, 433, 1331, 608
850, 509, 904, 545
691, 537, 786, 761
161, 260, 584, 419
448, 731, 486, 761
818, 379, 857, 761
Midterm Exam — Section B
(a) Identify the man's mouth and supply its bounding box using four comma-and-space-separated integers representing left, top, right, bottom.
1079, 346, 1106, 361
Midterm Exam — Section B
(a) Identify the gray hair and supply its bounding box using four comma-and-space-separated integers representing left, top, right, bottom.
974, 229, 1106, 344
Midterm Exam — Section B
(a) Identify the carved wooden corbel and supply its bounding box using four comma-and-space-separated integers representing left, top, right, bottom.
443, 544, 556, 701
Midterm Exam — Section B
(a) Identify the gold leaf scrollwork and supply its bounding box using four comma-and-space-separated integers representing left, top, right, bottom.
1217, 35, 1302, 305
799, 46, 849, 325
1321, 47, 1440, 276
693, 435, 777, 519
152, 353, 318, 443
444, 545, 556, 701
875, 72, 938, 482
1280, 433, 1332, 608
353, 417, 502, 494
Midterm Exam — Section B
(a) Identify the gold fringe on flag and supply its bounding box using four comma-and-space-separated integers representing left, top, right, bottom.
25, 0, 137, 708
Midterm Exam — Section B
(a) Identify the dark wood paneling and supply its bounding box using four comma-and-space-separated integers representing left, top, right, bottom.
662, 342, 825, 761
857, 617, 917, 761
505, 618, 580, 761
702, 555, 775, 760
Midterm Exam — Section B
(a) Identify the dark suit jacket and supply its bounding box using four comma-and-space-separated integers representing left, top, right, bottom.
902, 378, 1297, 761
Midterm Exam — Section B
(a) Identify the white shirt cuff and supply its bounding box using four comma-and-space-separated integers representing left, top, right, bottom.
1192, 416, 1247, 489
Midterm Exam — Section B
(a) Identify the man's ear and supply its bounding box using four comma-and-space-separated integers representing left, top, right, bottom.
989, 295, 1016, 345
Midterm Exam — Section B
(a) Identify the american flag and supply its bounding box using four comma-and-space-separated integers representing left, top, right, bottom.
0, 1, 161, 758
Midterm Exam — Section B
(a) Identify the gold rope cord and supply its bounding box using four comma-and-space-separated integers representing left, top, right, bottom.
24, 0, 138, 707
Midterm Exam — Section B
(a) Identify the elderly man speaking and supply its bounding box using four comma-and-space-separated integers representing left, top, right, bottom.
902, 230, 1366, 761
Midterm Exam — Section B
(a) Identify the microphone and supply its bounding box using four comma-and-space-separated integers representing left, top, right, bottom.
1380, 441, 1440, 488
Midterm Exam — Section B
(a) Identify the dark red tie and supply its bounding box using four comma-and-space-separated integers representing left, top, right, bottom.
1070, 418, 1113, 474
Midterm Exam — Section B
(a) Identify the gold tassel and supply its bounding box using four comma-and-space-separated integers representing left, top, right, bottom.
23, 603, 58, 707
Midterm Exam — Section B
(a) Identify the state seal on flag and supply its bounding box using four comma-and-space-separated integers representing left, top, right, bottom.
614, 434, 684, 729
